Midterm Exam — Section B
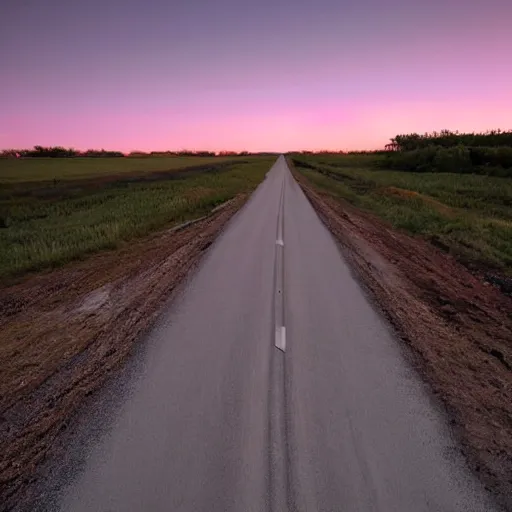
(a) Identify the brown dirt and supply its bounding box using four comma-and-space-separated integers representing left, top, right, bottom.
0, 195, 247, 510
292, 168, 512, 510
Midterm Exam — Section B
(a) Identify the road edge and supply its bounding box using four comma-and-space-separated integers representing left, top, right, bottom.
287, 156, 512, 512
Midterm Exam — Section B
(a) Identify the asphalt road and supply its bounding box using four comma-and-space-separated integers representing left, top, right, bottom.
57, 156, 497, 511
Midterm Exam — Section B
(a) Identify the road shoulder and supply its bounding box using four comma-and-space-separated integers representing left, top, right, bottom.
0, 195, 248, 510
290, 163, 512, 510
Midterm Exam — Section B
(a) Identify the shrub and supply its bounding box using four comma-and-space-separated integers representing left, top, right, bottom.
383, 146, 512, 175
433, 146, 472, 173
391, 130, 512, 151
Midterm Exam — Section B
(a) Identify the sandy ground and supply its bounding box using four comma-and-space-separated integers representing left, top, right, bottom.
0, 195, 247, 510
291, 168, 512, 510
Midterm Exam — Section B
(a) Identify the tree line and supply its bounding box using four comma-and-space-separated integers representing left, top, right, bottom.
0, 146, 125, 158
0, 147, 253, 158
384, 130, 512, 177
389, 130, 512, 152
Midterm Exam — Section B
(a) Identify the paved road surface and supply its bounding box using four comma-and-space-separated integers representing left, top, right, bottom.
57, 157, 497, 511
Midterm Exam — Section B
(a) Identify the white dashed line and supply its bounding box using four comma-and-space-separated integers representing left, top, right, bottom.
275, 326, 286, 352
274, 170, 286, 352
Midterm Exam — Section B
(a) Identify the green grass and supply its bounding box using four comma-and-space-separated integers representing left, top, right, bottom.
0, 156, 248, 182
0, 157, 274, 279
292, 154, 512, 275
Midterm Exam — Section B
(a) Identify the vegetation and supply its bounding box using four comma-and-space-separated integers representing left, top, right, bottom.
390, 130, 512, 151
382, 145, 512, 177
292, 153, 512, 277
381, 130, 512, 176
0, 155, 250, 182
0, 146, 258, 159
0, 146, 123, 158
0, 157, 274, 279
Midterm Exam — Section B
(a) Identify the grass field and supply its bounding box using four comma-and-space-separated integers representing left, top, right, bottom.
0, 157, 274, 279
291, 154, 512, 276
0, 156, 249, 182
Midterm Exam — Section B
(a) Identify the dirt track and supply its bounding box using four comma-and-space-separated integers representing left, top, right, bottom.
0, 195, 247, 510
292, 168, 512, 509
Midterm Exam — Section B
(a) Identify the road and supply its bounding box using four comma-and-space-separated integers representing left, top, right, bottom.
56, 156, 496, 511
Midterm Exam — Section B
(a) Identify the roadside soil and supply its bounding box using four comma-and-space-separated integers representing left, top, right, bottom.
292, 168, 512, 510
0, 195, 247, 510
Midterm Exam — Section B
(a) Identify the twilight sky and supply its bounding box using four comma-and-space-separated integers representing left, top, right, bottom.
2, 0, 511, 152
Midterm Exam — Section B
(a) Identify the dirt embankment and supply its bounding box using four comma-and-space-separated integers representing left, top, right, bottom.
292, 169, 512, 509
0, 195, 247, 510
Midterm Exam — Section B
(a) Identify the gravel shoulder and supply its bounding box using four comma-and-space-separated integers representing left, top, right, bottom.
292, 166, 512, 510
0, 196, 247, 510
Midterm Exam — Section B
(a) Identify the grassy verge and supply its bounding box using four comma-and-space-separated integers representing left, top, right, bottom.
0, 156, 250, 182
291, 154, 512, 279
0, 157, 274, 279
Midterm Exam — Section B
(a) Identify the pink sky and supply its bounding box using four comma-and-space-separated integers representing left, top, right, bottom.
2, 0, 511, 152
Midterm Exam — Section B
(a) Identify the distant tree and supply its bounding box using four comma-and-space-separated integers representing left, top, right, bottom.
82, 149, 124, 157
389, 130, 512, 152
26, 146, 79, 157
0, 149, 22, 158
151, 151, 178, 156
195, 151, 216, 157
128, 151, 149, 157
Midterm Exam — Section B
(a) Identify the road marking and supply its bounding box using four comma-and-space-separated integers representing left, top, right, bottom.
275, 326, 286, 352
274, 173, 286, 353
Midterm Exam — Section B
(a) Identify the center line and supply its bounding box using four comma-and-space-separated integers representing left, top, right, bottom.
274, 172, 286, 353
275, 326, 286, 352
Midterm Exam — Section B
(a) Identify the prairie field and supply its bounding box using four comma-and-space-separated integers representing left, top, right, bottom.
0, 156, 274, 279
0, 155, 246, 182
291, 153, 512, 278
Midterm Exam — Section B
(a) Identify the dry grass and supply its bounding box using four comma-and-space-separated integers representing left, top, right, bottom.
0, 158, 274, 280
291, 154, 512, 281
0, 194, 252, 509
291, 165, 512, 509
0, 156, 246, 182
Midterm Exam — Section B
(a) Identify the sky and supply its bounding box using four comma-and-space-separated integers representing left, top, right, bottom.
1, 0, 511, 152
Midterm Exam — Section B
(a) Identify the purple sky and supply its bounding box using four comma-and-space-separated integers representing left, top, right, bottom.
2, 0, 511, 152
